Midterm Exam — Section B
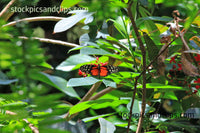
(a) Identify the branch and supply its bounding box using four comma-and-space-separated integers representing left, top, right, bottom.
64, 81, 102, 120
0, 110, 39, 133
127, 1, 146, 133
0, 0, 16, 21
19, 36, 79, 47
89, 84, 123, 100
127, 36, 177, 133
2, 110, 17, 115
174, 10, 200, 73
79, 81, 102, 102
23, 119, 39, 133
139, 37, 177, 79
2, 16, 65, 27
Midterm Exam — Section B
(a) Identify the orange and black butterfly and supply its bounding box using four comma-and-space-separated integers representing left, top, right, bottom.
80, 64, 118, 77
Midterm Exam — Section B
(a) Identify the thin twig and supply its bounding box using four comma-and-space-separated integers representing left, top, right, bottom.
19, 36, 79, 47
0, 0, 16, 21
174, 10, 200, 73
127, 36, 177, 133
2, 16, 65, 27
79, 81, 102, 103
127, 77, 138, 132
127, 1, 146, 132
64, 81, 102, 120
138, 37, 177, 79
23, 119, 39, 133
0, 110, 39, 133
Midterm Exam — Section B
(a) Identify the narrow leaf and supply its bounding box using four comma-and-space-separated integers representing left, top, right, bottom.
82, 113, 115, 122
0, 71, 18, 85
137, 83, 186, 90
69, 99, 113, 115
61, 0, 82, 8
0, 79, 18, 85
163, 91, 178, 100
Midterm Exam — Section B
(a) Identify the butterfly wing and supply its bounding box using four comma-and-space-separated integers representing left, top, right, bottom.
80, 65, 94, 74
99, 65, 118, 77
90, 66, 99, 76
106, 65, 119, 74
80, 65, 118, 77
80, 65, 100, 76
99, 66, 109, 77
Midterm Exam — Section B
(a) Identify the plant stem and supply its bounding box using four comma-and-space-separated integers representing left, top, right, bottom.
23, 119, 39, 133
19, 36, 79, 48
64, 81, 102, 120
127, 1, 146, 132
0, 0, 16, 21
127, 77, 138, 132
79, 81, 102, 102
138, 37, 177, 79
2, 16, 65, 27
89, 84, 123, 100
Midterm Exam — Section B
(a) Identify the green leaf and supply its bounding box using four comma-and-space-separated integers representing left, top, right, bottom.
136, 16, 172, 26
30, 72, 80, 99
118, 72, 140, 78
39, 127, 71, 133
143, 32, 159, 69
102, 79, 117, 88
182, 95, 200, 111
163, 91, 178, 100
69, 99, 129, 115
127, 99, 140, 114
137, 83, 186, 91
82, 113, 115, 122
108, 16, 131, 38
139, 7, 160, 36
0, 71, 18, 85
67, 77, 100, 87
0, 101, 27, 110
68, 46, 87, 53
38, 61, 52, 69
98, 90, 125, 100
92, 99, 129, 109
184, 10, 199, 30
155, 0, 164, 4
61, 0, 82, 8
98, 118, 116, 133
0, 79, 18, 85
54, 11, 94, 33
69, 99, 112, 115
56, 54, 95, 71
80, 47, 111, 55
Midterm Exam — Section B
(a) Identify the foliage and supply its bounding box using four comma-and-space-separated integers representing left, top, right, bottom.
0, 0, 200, 133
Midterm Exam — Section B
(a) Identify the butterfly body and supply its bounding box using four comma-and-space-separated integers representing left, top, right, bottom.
80, 64, 118, 77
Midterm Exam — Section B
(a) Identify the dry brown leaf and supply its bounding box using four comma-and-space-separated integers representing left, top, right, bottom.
181, 54, 199, 77
157, 44, 169, 75
182, 45, 193, 63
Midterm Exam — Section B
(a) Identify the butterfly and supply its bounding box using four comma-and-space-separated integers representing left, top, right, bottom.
80, 64, 118, 77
